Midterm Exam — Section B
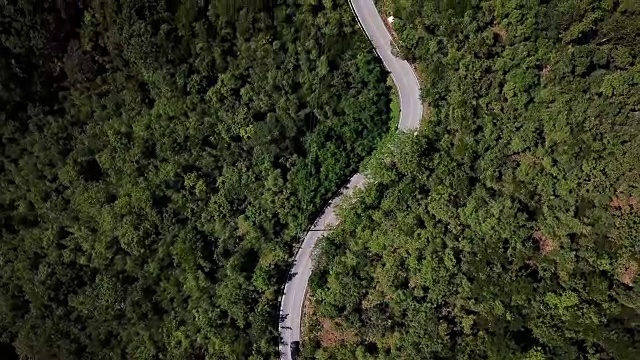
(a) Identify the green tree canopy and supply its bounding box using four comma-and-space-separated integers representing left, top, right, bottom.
309, 0, 640, 359
0, 0, 392, 358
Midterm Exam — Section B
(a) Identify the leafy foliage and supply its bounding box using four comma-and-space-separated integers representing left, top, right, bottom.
0, 0, 391, 358
309, 0, 640, 359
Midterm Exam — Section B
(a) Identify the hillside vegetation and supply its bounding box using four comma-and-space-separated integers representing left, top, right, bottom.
0, 0, 391, 358
309, 0, 640, 359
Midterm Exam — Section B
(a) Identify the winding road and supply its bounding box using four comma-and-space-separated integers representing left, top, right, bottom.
278, 1, 422, 358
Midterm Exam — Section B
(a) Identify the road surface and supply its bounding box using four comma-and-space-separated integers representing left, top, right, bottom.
351, 0, 422, 131
278, 1, 422, 359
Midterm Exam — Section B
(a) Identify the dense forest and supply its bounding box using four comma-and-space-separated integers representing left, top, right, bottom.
0, 0, 392, 358
308, 0, 640, 359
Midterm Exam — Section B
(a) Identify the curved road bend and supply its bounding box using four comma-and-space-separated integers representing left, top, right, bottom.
278, 0, 422, 359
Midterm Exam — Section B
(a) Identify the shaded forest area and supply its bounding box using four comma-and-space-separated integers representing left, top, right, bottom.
309, 0, 640, 359
0, 0, 392, 358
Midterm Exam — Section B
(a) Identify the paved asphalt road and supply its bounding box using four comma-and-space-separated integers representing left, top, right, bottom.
351, 0, 422, 131
278, 1, 422, 359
